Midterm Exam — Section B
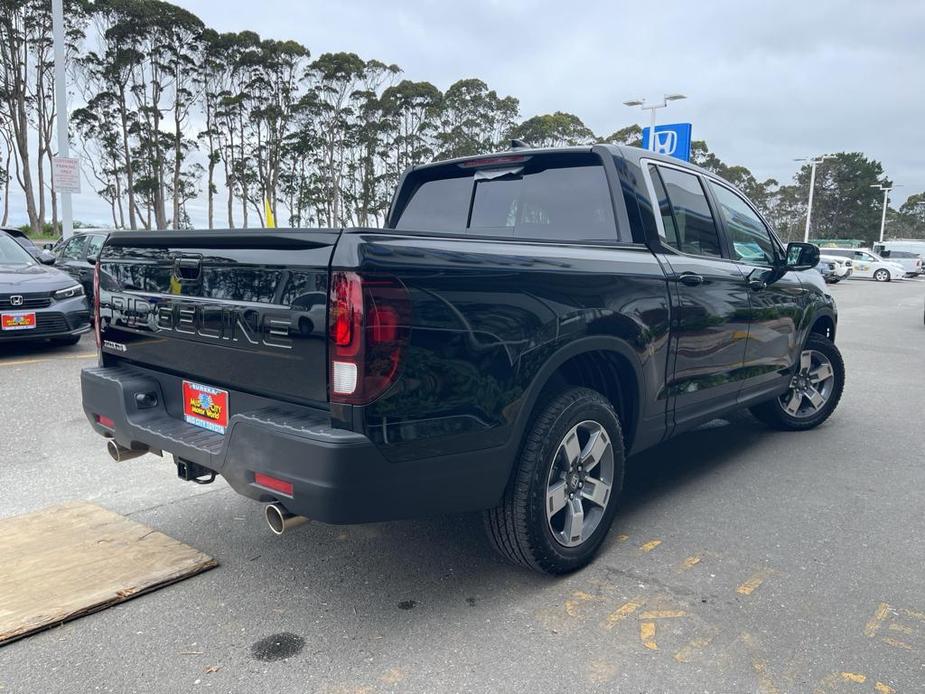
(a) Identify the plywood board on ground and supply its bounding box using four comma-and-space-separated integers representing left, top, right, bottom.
0, 501, 217, 646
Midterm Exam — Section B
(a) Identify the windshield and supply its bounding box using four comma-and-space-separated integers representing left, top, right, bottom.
0, 234, 37, 266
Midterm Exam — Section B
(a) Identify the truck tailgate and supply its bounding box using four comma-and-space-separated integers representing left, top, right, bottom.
98, 230, 339, 406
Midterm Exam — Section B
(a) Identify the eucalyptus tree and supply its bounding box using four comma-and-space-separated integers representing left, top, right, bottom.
435, 78, 518, 159
237, 38, 308, 225
0, 0, 85, 232
301, 52, 369, 226
380, 79, 442, 196
509, 112, 594, 148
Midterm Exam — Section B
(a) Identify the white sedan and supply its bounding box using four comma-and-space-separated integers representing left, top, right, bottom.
820, 248, 906, 282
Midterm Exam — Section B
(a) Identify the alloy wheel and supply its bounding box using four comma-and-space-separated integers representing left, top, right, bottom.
545, 420, 614, 547
779, 349, 836, 418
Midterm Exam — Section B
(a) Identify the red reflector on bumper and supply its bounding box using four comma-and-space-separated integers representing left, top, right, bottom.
96, 414, 114, 429
254, 472, 293, 497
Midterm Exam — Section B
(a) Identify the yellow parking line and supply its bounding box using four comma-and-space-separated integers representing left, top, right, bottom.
639, 539, 662, 553
0, 352, 96, 368
680, 554, 702, 570
736, 571, 768, 596
604, 599, 642, 629
864, 602, 891, 637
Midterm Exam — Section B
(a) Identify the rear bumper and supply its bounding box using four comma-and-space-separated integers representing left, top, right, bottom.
81, 365, 508, 524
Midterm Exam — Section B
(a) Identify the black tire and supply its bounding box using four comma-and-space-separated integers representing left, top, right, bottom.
53, 334, 82, 346
750, 333, 845, 431
874, 268, 890, 282
484, 387, 625, 574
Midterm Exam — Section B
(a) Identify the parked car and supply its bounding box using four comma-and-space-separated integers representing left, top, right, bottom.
54, 230, 109, 304
818, 254, 853, 282
821, 248, 905, 282
876, 239, 925, 260
1, 227, 56, 264
814, 259, 840, 283
81, 144, 844, 574
877, 249, 922, 277
0, 231, 91, 344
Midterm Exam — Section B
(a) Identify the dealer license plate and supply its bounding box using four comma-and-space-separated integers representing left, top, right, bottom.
1, 311, 36, 331
182, 380, 229, 434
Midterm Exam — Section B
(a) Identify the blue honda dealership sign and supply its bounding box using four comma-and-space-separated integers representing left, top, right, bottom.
641, 123, 692, 162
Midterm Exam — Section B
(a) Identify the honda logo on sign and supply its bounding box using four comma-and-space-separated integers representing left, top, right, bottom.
653, 130, 678, 156
10, 295, 23, 306
641, 123, 693, 162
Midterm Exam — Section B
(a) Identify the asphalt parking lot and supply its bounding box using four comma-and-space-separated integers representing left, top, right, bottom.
0, 277, 923, 693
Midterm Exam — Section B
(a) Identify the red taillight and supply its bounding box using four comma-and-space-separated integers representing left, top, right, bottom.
254, 472, 294, 497
93, 261, 101, 349
95, 414, 114, 428
329, 272, 410, 405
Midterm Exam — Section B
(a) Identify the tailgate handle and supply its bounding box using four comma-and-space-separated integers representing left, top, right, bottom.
174, 254, 203, 282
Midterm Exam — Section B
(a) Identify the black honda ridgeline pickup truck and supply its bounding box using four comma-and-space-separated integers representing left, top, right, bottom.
82, 145, 844, 574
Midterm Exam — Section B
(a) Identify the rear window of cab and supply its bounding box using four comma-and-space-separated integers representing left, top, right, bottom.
393, 154, 626, 243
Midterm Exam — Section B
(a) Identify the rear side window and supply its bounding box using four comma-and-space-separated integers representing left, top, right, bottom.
652, 166, 723, 257
395, 157, 623, 242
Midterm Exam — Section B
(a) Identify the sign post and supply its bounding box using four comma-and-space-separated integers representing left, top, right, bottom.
52, 0, 74, 240
641, 123, 693, 162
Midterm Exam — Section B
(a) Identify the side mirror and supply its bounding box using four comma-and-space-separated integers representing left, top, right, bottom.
40, 255, 56, 265
87, 255, 98, 265
784, 242, 819, 271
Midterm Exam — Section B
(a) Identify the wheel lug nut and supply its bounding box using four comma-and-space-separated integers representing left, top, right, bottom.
569, 493, 574, 499
578, 482, 583, 488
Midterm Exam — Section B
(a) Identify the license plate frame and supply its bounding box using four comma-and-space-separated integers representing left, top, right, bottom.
1, 311, 37, 331
182, 380, 229, 435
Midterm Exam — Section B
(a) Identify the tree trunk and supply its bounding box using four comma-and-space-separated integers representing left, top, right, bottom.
118, 86, 138, 230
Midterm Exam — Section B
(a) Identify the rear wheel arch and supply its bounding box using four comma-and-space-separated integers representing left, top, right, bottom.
515, 338, 643, 454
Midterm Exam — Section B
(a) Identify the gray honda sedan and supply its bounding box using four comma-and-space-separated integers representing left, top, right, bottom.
0, 231, 91, 345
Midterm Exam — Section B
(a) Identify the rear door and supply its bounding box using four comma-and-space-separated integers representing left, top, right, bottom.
642, 161, 751, 428
99, 230, 340, 406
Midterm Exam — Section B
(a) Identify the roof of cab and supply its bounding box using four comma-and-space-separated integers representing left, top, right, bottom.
415, 142, 716, 179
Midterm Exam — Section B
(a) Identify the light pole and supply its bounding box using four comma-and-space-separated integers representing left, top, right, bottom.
52, 0, 73, 240
624, 94, 687, 151
795, 155, 832, 243
870, 183, 900, 244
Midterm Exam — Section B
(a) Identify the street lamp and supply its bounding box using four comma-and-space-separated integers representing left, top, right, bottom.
794, 155, 833, 243
624, 94, 687, 151
870, 183, 902, 244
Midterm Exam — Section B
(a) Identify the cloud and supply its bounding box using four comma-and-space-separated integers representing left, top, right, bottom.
9, 0, 921, 227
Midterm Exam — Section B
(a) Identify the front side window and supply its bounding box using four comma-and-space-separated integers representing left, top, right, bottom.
708, 182, 776, 266
61, 235, 88, 261
653, 166, 723, 257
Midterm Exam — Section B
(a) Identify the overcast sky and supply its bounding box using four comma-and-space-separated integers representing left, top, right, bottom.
10, 0, 925, 227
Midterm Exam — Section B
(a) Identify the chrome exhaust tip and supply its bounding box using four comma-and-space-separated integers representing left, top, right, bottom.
265, 503, 307, 535
107, 440, 148, 462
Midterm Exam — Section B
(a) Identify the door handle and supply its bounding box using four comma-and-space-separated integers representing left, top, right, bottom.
747, 279, 767, 291
674, 273, 704, 287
